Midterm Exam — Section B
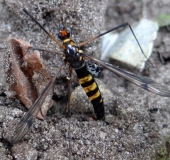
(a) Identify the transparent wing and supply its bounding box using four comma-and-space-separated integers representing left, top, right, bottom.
10, 79, 54, 144
10, 65, 64, 145
84, 54, 170, 97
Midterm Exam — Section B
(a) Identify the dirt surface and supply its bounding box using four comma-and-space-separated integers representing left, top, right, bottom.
1, 0, 170, 160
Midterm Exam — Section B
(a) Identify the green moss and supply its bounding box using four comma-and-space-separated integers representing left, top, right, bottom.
151, 138, 170, 160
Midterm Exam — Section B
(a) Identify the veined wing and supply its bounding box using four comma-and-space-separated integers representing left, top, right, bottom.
11, 79, 54, 145
84, 54, 170, 97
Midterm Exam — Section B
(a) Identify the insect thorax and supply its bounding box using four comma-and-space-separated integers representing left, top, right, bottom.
63, 39, 84, 69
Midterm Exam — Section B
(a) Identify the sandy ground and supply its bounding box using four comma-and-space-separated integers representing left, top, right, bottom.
1, 0, 170, 160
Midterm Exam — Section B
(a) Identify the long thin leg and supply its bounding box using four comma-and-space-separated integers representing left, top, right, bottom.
30, 47, 64, 55
78, 23, 128, 47
23, 8, 64, 49
67, 66, 73, 160
78, 23, 153, 67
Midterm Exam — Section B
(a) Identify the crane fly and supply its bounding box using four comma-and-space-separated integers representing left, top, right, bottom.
10, 8, 170, 158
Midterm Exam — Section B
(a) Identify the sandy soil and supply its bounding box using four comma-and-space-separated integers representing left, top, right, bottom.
1, 0, 170, 160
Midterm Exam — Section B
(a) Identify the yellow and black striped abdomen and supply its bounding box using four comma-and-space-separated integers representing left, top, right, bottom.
75, 65, 104, 120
